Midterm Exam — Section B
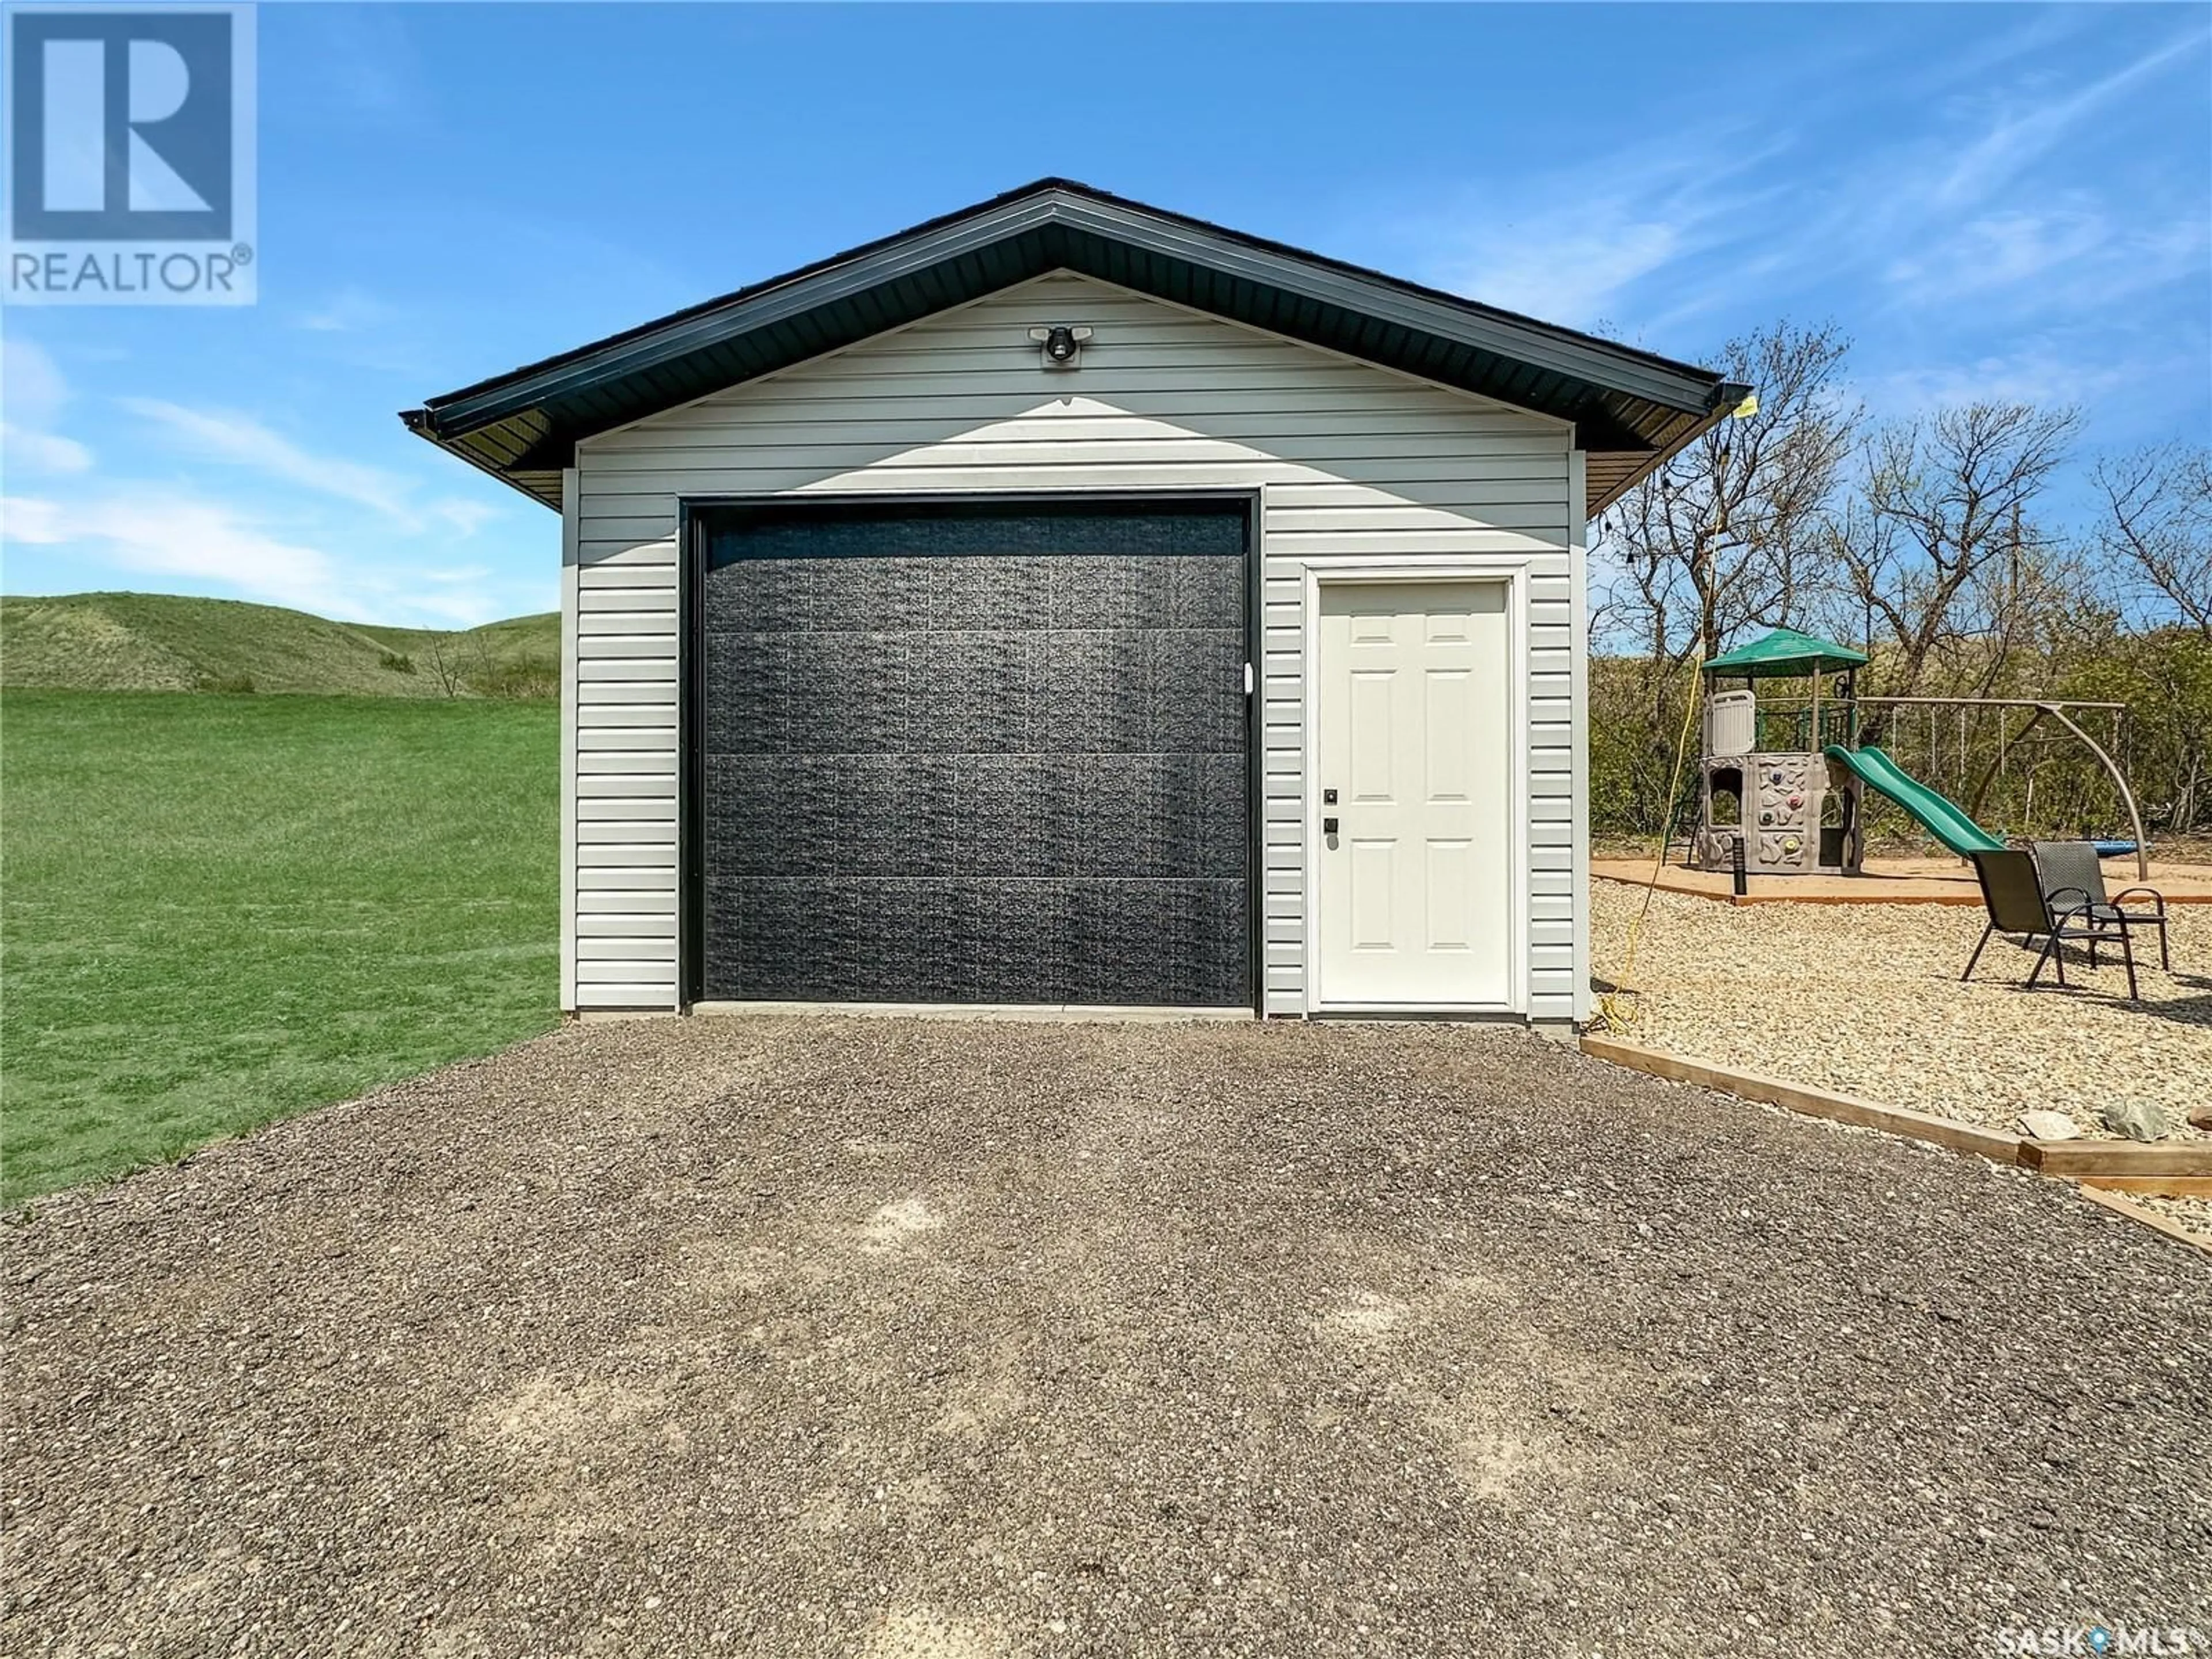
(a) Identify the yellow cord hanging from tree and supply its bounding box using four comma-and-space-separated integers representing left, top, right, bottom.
1596, 652, 1705, 1033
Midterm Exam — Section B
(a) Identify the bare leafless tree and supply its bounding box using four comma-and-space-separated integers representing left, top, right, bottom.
418, 631, 465, 698
1599, 320, 1858, 666
418, 628, 494, 698
1828, 402, 2081, 733
2092, 444, 2212, 638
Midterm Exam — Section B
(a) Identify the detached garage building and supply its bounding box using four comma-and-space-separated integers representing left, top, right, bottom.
407, 180, 1739, 1025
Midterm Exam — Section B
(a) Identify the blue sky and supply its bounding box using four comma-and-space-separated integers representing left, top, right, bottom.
3, 2, 2207, 626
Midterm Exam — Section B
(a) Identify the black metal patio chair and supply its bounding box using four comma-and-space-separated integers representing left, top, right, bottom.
1963, 848, 2141, 1001
2031, 839, 2170, 974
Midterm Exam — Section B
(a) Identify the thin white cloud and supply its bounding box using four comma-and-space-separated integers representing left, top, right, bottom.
288, 5, 428, 126
1883, 206, 2206, 312
1378, 18, 2209, 388
1438, 219, 1685, 332
120, 399, 500, 539
1885, 208, 2104, 297
2, 486, 528, 626
399, 585, 512, 626
1900, 7, 2099, 96
119, 397, 422, 523
2, 336, 69, 420
295, 286, 403, 335
1931, 29, 2209, 211
4, 349, 518, 624
2, 490, 353, 615
4, 429, 94, 474
1399, 130, 1790, 331
1854, 348, 2137, 416
1, 338, 96, 475
1, 495, 66, 543
432, 498, 500, 537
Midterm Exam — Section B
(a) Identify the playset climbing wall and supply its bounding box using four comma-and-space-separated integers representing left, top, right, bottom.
1692, 694, 1861, 876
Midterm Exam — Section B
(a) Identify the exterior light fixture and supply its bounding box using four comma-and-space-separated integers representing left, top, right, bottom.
1027, 324, 1092, 369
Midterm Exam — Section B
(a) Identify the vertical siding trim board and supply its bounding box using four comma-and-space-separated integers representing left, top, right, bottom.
1567, 450, 1592, 1024
677, 501, 706, 1009
558, 468, 581, 1012
1296, 556, 1534, 1017
1243, 491, 1266, 1014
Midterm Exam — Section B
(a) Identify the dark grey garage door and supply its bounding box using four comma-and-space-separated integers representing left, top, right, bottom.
695, 498, 1251, 1006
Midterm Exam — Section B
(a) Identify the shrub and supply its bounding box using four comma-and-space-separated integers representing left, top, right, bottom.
463, 654, 558, 702
194, 673, 256, 694
378, 650, 415, 675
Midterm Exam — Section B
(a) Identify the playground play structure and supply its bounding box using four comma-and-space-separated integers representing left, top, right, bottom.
1690, 627, 2151, 884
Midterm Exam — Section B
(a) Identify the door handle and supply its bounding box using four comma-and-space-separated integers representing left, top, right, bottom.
1323, 816, 1340, 836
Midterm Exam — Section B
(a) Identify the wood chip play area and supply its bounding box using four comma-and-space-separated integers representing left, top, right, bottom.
1589, 877, 2212, 1246
1589, 627, 2210, 1248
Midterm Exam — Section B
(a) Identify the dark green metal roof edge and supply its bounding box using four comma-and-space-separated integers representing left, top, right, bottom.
403, 178, 1745, 510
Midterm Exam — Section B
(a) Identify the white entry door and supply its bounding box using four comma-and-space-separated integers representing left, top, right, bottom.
1314, 579, 1515, 1008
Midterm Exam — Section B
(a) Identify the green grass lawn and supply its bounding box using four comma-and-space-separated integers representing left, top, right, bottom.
1, 691, 559, 1206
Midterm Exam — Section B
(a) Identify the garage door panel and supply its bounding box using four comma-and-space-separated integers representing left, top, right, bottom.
702, 632, 787, 755
1196, 755, 1251, 878
1148, 628, 1248, 753
916, 630, 1037, 756
1069, 879, 1248, 1005
790, 632, 915, 755
703, 876, 1248, 1005
930, 555, 1056, 631
707, 753, 965, 880
706, 751, 1243, 885
1045, 554, 1184, 629
699, 498, 1249, 1007
707, 550, 1244, 636
1169, 555, 1248, 628
703, 559, 811, 633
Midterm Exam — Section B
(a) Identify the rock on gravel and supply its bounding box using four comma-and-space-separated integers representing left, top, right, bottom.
3, 1015, 2209, 1657
2104, 1099, 2173, 1143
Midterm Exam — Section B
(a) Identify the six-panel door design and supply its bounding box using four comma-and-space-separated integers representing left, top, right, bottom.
694, 496, 1253, 1007
1314, 579, 1514, 1007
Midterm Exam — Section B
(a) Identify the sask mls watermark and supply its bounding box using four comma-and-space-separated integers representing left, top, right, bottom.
4, 2, 255, 304
1992, 1624, 2209, 1656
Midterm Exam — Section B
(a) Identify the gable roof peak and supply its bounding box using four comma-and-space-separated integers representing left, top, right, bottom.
406, 179, 1742, 512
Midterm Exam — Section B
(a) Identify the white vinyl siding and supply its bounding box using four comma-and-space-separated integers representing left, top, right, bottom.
569, 271, 1581, 1018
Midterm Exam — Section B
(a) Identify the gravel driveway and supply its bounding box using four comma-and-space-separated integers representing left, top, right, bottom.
6, 1016, 2209, 1657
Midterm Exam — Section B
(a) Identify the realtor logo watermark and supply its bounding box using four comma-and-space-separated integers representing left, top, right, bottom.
4, 2, 255, 303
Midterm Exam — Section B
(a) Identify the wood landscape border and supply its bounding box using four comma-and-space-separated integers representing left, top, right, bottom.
2078, 1186, 2212, 1251
1578, 1035, 2212, 1253
1589, 865, 2212, 910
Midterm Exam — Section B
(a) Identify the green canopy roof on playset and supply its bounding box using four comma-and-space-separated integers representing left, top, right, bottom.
1702, 627, 1869, 677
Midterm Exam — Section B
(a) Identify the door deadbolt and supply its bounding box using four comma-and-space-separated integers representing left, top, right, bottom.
1323, 816, 1340, 836
1323, 788, 1338, 805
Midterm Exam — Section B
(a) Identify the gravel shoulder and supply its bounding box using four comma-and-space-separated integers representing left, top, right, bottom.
1592, 881, 2212, 1243
6, 1015, 2210, 1657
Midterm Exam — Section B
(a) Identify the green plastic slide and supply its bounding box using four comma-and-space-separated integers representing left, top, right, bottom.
1823, 745, 2005, 857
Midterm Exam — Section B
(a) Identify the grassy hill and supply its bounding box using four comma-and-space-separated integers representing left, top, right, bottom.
0, 592, 558, 698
